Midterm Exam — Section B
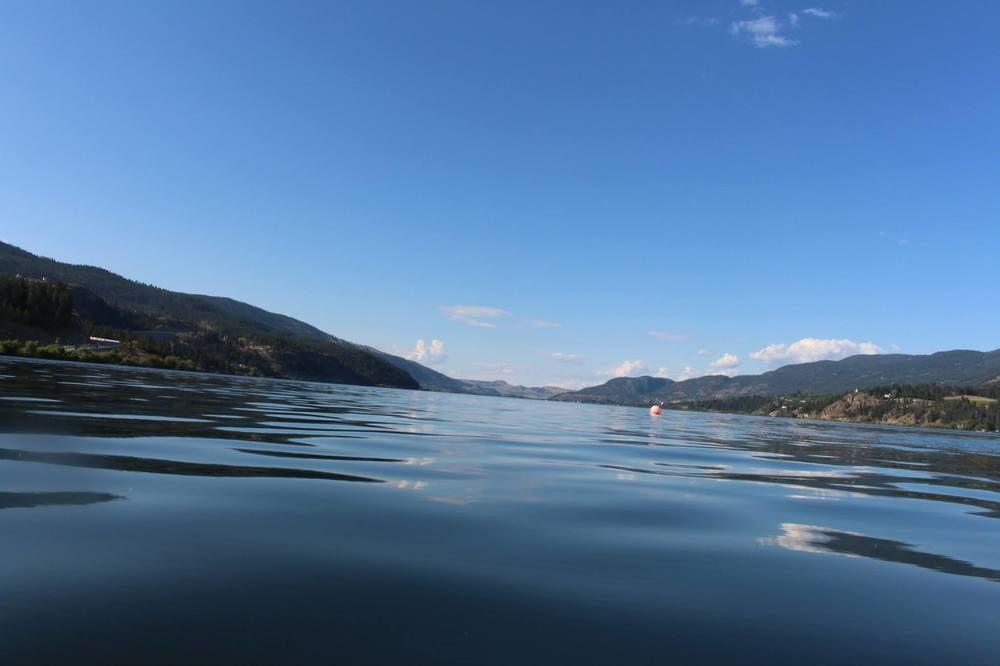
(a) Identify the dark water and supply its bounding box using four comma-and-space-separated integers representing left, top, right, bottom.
1, 358, 998, 664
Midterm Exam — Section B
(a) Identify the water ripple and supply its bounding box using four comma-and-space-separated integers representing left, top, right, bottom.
1, 357, 999, 663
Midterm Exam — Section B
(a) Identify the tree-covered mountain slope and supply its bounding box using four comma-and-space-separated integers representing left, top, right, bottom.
0, 242, 416, 389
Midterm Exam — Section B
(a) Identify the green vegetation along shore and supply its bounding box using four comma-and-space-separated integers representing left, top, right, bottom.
667, 384, 1000, 432
1, 338, 198, 372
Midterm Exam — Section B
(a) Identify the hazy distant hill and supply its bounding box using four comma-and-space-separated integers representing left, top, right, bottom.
457, 380, 564, 400
571, 376, 674, 400
366, 349, 468, 393
368, 348, 563, 399
552, 350, 1000, 406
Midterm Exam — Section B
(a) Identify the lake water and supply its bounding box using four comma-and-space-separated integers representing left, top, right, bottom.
0, 357, 998, 664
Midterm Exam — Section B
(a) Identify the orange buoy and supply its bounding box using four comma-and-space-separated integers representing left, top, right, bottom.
649, 405, 662, 415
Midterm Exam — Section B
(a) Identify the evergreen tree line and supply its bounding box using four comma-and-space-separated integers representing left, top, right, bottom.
0, 276, 74, 333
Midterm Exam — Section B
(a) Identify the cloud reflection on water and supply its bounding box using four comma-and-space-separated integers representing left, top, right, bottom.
761, 523, 1000, 582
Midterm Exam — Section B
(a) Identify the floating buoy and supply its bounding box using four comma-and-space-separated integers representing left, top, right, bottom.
650, 405, 662, 415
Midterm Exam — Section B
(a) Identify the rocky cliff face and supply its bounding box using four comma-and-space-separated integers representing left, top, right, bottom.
818, 392, 918, 426
815, 391, 998, 430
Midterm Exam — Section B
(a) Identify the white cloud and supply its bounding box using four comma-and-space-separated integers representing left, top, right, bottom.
406, 339, 446, 365
711, 352, 740, 369
550, 378, 593, 391
697, 2, 835, 49
803, 7, 836, 19
678, 16, 719, 27
649, 329, 687, 341
473, 362, 515, 376
599, 359, 648, 378
615, 359, 647, 377
441, 305, 560, 329
552, 352, 583, 363
655, 367, 671, 378
730, 16, 797, 47
441, 305, 509, 328
675, 366, 698, 381
750, 338, 884, 365
696, 349, 712, 356
444, 305, 507, 318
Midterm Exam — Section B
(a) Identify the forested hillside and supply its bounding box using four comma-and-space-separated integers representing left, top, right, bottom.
0, 245, 418, 389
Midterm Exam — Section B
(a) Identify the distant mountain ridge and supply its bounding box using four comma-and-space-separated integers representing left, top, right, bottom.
457, 379, 565, 400
552, 350, 1000, 406
367, 348, 563, 399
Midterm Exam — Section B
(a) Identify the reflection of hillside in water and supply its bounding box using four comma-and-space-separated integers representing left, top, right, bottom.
0, 490, 120, 510
599, 415, 1000, 520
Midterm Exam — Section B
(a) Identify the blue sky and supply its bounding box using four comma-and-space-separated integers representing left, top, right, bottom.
2, 1, 998, 388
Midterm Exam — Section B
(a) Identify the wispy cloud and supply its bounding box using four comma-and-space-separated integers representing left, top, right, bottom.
599, 359, 648, 378
678, 16, 719, 27
877, 230, 913, 247
550, 378, 593, 391
730, 15, 796, 47
552, 352, 583, 364
441, 305, 560, 329
441, 305, 509, 328
696, 349, 712, 356
473, 361, 516, 376
649, 364, 703, 381
750, 338, 883, 365
803, 7, 836, 19
649, 329, 687, 341
722, 2, 839, 48
406, 339, 447, 365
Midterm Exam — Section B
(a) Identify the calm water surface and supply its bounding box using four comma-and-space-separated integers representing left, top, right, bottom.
1, 358, 998, 664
